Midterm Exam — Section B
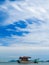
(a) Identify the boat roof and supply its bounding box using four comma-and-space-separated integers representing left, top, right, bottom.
19, 56, 31, 59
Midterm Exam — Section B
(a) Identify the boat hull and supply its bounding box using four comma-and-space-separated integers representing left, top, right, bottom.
17, 60, 32, 64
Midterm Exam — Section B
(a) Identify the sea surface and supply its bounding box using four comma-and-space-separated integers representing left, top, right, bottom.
0, 62, 49, 65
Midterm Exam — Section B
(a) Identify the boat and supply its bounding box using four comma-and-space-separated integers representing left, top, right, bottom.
33, 59, 39, 63
17, 56, 31, 64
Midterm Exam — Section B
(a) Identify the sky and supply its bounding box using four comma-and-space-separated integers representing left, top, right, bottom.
0, 0, 49, 62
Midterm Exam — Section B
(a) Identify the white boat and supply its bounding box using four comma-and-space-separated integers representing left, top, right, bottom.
17, 56, 31, 64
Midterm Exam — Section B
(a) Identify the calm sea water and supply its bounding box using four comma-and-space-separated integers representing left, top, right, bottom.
0, 62, 49, 65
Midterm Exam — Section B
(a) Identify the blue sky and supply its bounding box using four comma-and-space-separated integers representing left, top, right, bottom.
0, 0, 49, 62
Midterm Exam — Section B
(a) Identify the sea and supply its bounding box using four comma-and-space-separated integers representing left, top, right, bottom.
0, 62, 49, 65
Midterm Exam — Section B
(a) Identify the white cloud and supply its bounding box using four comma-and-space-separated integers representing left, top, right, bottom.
0, 44, 49, 53
1, 0, 49, 25
10, 3, 23, 11
0, 0, 49, 47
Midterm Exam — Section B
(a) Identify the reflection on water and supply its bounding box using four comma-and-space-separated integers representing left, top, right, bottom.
0, 62, 49, 65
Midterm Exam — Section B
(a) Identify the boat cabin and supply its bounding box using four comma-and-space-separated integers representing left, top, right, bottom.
19, 56, 31, 61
